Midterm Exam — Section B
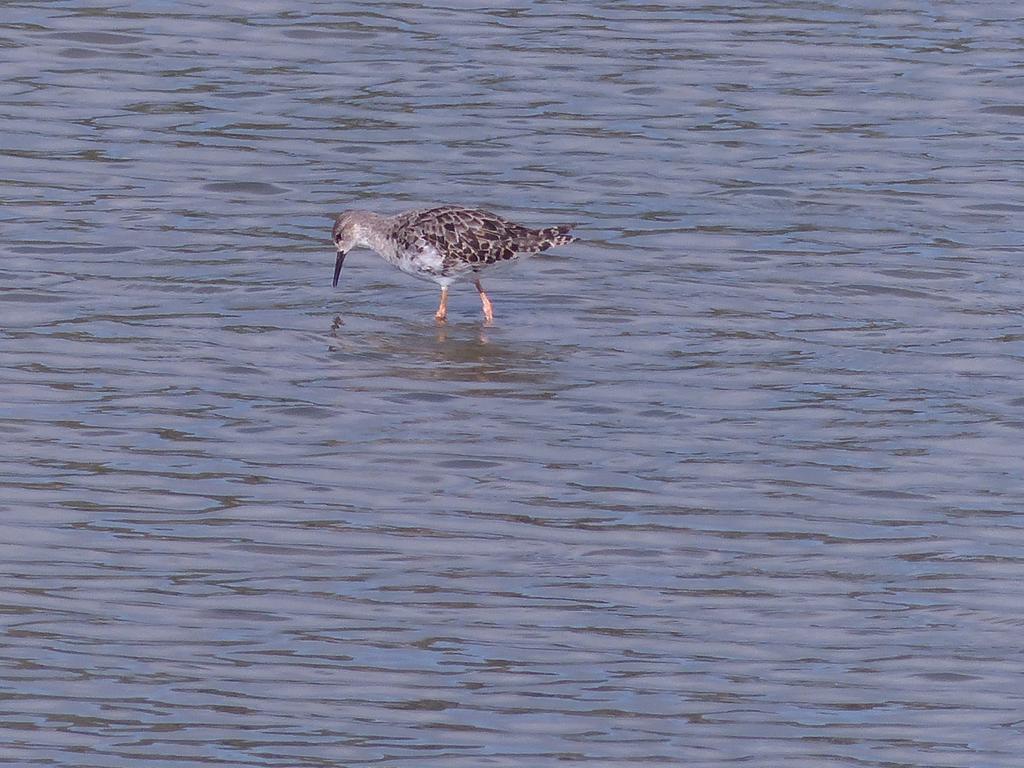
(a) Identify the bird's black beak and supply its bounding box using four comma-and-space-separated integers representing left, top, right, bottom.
332, 250, 347, 287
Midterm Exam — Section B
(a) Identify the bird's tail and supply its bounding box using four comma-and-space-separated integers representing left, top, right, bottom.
518, 224, 578, 253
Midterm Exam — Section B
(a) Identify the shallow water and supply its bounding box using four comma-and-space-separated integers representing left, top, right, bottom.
2, 2, 1024, 766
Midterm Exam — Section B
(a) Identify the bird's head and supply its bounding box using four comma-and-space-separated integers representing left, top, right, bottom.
331, 211, 363, 287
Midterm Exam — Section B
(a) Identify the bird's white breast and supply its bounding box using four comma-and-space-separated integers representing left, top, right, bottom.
389, 243, 445, 283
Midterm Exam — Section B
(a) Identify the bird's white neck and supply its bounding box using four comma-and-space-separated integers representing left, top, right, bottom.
352, 212, 396, 257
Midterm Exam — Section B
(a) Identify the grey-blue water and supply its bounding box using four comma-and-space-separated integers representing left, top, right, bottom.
2, 2, 1023, 766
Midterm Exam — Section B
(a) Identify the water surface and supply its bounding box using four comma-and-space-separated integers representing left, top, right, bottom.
2, 2, 1024, 766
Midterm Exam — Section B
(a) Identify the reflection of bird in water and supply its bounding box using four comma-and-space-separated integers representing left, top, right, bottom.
330, 205, 577, 324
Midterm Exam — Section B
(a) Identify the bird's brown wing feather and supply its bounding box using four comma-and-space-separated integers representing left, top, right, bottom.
406, 207, 526, 268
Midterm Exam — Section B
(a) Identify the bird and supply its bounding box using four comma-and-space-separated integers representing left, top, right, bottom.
330, 205, 577, 323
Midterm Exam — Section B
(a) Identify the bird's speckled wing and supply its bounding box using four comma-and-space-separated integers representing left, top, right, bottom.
391, 206, 575, 271
393, 207, 523, 269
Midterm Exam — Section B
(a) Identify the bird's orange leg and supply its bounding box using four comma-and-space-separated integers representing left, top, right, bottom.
435, 286, 449, 322
474, 279, 494, 324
